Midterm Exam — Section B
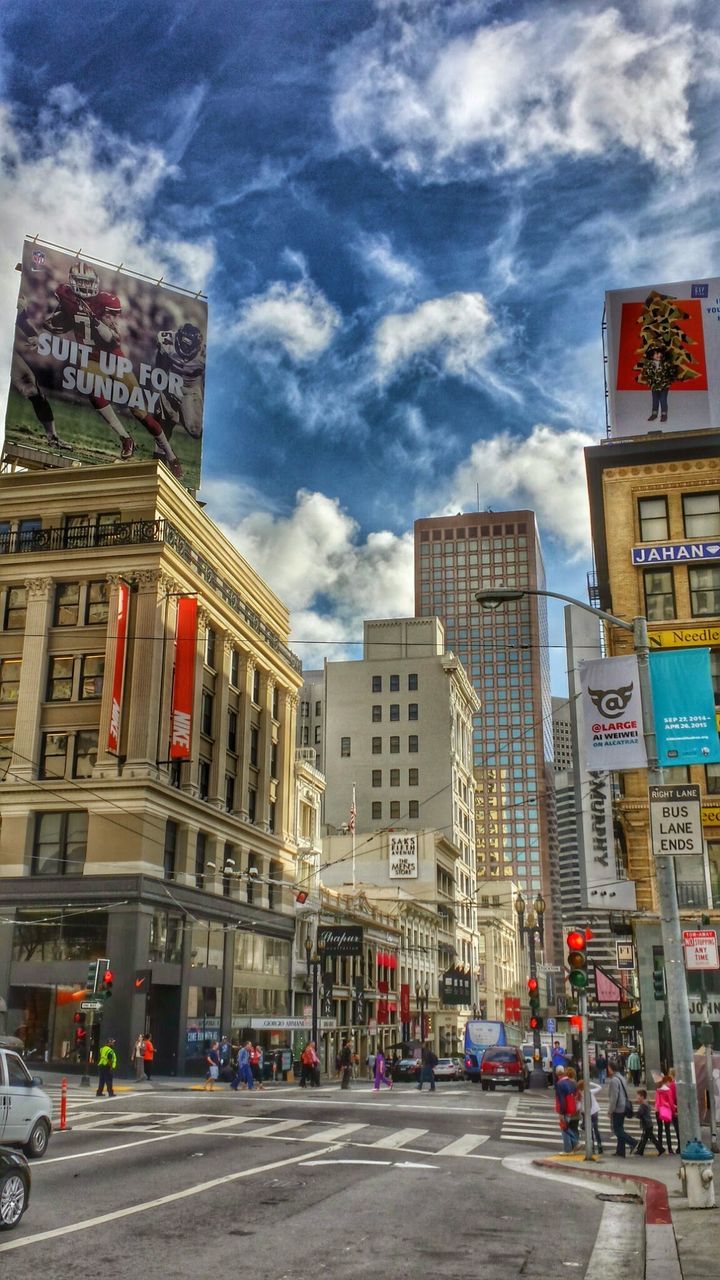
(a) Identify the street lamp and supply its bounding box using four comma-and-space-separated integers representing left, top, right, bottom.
515, 890, 548, 1089
304, 934, 325, 1050
415, 979, 429, 1046
477, 584, 714, 1187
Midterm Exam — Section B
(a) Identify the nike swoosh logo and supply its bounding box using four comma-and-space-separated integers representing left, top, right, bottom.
135, 978, 146, 988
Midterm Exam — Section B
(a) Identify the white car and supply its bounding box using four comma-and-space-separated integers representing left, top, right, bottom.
0, 1049, 53, 1158
433, 1057, 462, 1081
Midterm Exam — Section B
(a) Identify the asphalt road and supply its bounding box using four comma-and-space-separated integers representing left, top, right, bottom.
2, 1080, 608, 1278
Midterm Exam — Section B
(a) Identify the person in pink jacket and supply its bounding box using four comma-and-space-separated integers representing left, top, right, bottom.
655, 1075, 675, 1154
667, 1068, 680, 1148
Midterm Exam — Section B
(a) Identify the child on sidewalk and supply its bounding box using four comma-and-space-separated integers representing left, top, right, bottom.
635, 1088, 663, 1156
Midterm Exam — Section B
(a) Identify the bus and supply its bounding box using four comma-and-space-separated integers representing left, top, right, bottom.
463, 1019, 509, 1080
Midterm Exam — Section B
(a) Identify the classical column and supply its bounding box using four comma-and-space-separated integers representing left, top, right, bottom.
11, 577, 53, 781
256, 673, 275, 832
237, 655, 256, 821
275, 689, 298, 842
124, 570, 165, 776
209, 638, 232, 809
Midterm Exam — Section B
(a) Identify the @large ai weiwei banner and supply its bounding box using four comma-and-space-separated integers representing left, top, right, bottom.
579, 655, 647, 771
4, 238, 207, 491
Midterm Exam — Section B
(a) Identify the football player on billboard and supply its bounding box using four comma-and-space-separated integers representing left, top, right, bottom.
154, 323, 206, 442
12, 292, 72, 450
45, 261, 183, 477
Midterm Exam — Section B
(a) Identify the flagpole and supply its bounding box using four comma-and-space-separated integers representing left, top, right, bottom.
351, 782, 356, 890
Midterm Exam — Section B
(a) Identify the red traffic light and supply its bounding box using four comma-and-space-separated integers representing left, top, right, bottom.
529, 1015, 540, 1030
527, 977, 539, 993
73, 1011, 86, 1025
566, 931, 586, 952
102, 969, 114, 985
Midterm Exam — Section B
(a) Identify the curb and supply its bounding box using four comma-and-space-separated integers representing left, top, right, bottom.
534, 1159, 681, 1280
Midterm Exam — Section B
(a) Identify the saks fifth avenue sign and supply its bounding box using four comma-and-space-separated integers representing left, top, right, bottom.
632, 541, 720, 565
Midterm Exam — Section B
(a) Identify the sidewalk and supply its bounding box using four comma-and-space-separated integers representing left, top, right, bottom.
535, 1150, 717, 1280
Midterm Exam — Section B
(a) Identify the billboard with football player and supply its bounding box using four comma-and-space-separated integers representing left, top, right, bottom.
4, 239, 207, 490
605, 277, 720, 438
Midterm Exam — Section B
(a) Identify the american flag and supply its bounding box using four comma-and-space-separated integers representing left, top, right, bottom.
348, 789, 356, 833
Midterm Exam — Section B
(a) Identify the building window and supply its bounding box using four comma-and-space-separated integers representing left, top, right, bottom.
390, 674, 399, 692
252, 669, 261, 704
225, 774, 235, 812
32, 811, 88, 876
638, 496, 669, 542
707, 763, 720, 796
408, 735, 419, 753
643, 568, 675, 622
73, 731, 98, 779
372, 769, 382, 787
0, 659, 21, 704
55, 583, 80, 626
372, 801, 382, 820
683, 492, 720, 538
390, 736, 400, 753
250, 725, 259, 766
205, 627, 216, 668
47, 656, 73, 702
248, 788, 257, 823
341, 736, 351, 757
198, 759, 210, 800
409, 768, 419, 786
195, 832, 207, 890
5, 586, 27, 630
86, 581, 110, 625
314, 724, 321, 745
300, 700, 309, 718
372, 705, 382, 723
18, 518, 42, 550
408, 673, 418, 691
41, 732, 68, 779
80, 655, 104, 700
408, 800, 419, 819
301, 725, 309, 746
201, 691, 214, 737
270, 741, 278, 777
390, 768, 400, 787
315, 700, 322, 716
390, 801, 401, 819
711, 652, 720, 705
272, 686, 279, 719
164, 820, 178, 880
230, 648, 239, 688
228, 709, 238, 753
372, 737, 382, 754
408, 703, 419, 721
389, 704, 400, 721
0, 737, 12, 781
268, 802, 276, 834
689, 566, 720, 617
372, 675, 382, 693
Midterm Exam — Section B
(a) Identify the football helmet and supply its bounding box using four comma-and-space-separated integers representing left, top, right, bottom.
175, 323, 202, 361
69, 261, 99, 298
95, 291, 122, 313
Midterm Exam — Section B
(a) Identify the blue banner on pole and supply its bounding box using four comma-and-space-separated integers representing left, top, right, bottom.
649, 648, 720, 766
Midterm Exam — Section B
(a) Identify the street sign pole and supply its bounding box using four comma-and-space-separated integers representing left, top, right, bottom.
580, 991, 593, 1161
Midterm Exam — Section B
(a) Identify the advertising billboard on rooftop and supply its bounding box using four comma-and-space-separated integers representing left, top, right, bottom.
4, 239, 207, 490
605, 277, 720, 438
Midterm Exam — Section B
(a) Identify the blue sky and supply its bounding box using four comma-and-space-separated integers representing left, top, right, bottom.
1, 0, 718, 689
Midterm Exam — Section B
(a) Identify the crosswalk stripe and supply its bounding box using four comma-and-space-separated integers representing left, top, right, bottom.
184, 1118, 252, 1133
242, 1119, 311, 1137
372, 1127, 428, 1149
313, 1123, 368, 1143
434, 1133, 489, 1156
66, 1111, 147, 1130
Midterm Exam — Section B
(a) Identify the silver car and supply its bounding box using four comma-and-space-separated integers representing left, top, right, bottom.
0, 1049, 53, 1158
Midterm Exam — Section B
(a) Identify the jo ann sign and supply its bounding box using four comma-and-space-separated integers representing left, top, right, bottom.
649, 784, 704, 857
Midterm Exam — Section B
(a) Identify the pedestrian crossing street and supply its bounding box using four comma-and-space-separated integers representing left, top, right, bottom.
44, 1087, 495, 1161
500, 1093, 567, 1147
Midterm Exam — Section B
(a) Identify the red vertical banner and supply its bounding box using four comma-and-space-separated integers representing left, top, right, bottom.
377, 979, 389, 1025
107, 580, 129, 754
170, 596, 198, 759
400, 983, 410, 1023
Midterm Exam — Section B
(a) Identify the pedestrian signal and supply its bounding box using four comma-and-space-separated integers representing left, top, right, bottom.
102, 968, 114, 999
566, 930, 588, 990
529, 1015, 543, 1031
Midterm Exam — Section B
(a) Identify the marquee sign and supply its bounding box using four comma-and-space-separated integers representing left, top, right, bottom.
632, 541, 720, 565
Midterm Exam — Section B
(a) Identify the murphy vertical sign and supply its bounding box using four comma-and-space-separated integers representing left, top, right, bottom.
649, 784, 703, 858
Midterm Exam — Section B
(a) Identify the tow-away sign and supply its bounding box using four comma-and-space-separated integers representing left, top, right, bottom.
649, 784, 703, 857
683, 930, 719, 971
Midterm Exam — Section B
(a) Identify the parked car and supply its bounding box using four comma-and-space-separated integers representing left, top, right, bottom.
433, 1057, 461, 1081
0, 1148, 30, 1230
480, 1045, 527, 1091
0, 1048, 53, 1158
392, 1057, 421, 1082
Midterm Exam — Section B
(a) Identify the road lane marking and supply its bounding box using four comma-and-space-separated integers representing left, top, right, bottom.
371, 1127, 427, 1149
181, 1118, 253, 1134
309, 1122, 368, 1142
63, 1111, 149, 1130
0, 1144, 341, 1252
241, 1119, 310, 1137
433, 1133, 489, 1156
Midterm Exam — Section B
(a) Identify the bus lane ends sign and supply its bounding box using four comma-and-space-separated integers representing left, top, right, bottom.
649, 784, 703, 857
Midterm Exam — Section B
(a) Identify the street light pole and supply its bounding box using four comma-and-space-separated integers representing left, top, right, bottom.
515, 892, 548, 1089
477, 586, 714, 1193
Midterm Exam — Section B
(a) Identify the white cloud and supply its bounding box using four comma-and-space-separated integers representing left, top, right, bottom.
333, 5, 701, 180
374, 291, 502, 383
435, 424, 595, 556
355, 232, 421, 291
233, 278, 342, 362
0, 92, 214, 432
216, 489, 415, 666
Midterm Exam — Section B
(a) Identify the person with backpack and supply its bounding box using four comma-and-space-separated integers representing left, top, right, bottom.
607, 1062, 637, 1156
555, 1066, 579, 1153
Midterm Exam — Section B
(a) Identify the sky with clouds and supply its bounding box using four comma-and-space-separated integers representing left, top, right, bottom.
1, 0, 718, 689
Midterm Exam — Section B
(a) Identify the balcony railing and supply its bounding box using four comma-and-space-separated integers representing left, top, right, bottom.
1, 518, 302, 674
676, 880, 709, 909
